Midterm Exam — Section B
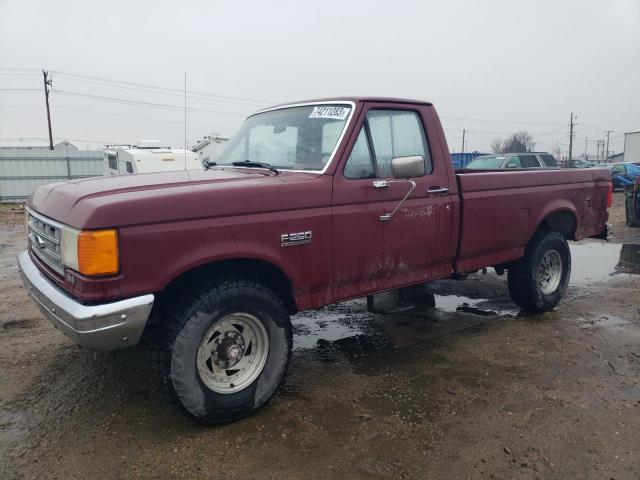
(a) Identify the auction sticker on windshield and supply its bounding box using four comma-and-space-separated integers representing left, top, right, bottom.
309, 106, 350, 120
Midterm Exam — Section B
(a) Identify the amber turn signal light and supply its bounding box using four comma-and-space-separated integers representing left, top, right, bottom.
77, 229, 119, 276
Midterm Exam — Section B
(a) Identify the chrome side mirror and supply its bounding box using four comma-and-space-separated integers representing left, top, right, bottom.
391, 155, 426, 179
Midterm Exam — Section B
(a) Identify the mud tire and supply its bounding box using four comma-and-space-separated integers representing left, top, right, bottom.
157, 279, 292, 424
508, 230, 571, 313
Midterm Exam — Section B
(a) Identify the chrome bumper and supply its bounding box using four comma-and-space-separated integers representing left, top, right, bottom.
18, 251, 154, 351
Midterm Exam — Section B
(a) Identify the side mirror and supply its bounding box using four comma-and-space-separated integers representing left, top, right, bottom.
391, 155, 426, 179
505, 163, 517, 168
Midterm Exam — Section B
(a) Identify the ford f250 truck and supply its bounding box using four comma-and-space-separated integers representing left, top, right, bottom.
18, 97, 611, 423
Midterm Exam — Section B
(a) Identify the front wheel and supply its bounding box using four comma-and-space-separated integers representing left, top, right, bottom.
508, 230, 571, 312
159, 279, 292, 424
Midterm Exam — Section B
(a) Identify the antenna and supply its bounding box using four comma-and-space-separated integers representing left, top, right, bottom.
184, 71, 187, 166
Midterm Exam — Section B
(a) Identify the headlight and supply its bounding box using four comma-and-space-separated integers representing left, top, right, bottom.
61, 226, 119, 276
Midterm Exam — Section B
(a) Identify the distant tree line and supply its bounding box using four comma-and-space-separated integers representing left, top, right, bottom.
491, 132, 535, 153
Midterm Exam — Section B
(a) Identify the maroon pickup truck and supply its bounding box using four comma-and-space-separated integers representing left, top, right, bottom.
18, 97, 611, 423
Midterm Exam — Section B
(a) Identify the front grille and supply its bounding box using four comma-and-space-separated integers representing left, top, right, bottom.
28, 210, 64, 275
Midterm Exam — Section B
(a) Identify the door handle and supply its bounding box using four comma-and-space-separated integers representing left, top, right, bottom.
427, 187, 450, 196
374, 179, 417, 221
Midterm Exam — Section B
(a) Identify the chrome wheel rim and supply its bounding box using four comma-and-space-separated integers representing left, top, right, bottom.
537, 250, 562, 295
196, 312, 269, 394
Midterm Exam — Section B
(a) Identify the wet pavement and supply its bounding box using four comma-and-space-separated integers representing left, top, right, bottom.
2, 195, 640, 479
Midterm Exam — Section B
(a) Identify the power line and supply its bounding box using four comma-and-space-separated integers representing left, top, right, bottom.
53, 105, 228, 130
0, 88, 41, 92
51, 89, 249, 117
51, 74, 272, 106
0, 136, 126, 144
0, 72, 40, 77
51, 70, 275, 105
440, 114, 561, 126
0, 103, 235, 130
0, 67, 40, 73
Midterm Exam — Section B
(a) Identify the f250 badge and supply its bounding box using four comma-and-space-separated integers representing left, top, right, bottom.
281, 231, 312, 247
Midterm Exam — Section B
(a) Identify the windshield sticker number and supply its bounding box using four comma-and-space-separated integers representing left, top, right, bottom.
309, 106, 350, 120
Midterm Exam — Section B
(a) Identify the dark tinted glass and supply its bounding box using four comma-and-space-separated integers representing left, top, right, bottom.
108, 154, 117, 170
520, 154, 541, 168
540, 154, 557, 167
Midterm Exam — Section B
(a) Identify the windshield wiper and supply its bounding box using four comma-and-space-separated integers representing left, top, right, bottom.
231, 160, 280, 175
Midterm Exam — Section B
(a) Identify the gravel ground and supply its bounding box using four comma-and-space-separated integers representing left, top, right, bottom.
1, 192, 639, 479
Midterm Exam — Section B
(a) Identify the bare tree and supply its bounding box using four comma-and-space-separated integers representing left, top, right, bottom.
491, 131, 535, 153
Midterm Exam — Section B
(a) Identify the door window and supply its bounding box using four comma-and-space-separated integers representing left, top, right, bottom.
107, 154, 117, 170
367, 110, 431, 177
520, 154, 541, 168
126, 161, 134, 174
344, 110, 431, 179
540, 154, 557, 167
344, 128, 375, 179
612, 164, 625, 174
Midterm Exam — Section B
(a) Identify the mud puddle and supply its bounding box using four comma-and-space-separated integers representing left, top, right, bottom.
577, 313, 630, 330
570, 242, 640, 283
292, 302, 371, 350
434, 294, 519, 317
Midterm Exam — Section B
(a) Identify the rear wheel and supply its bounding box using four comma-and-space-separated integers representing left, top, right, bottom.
159, 279, 292, 424
508, 230, 571, 312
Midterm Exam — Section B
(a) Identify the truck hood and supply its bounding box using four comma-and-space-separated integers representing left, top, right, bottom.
29, 168, 328, 229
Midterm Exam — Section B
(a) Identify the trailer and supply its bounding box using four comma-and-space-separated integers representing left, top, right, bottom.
192, 134, 229, 165
104, 140, 200, 176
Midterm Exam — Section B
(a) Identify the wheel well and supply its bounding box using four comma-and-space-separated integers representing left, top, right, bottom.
540, 210, 576, 240
154, 258, 297, 317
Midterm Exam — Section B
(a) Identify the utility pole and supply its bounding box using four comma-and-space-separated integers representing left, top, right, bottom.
584, 136, 588, 161
461, 129, 466, 154
604, 130, 612, 163
568, 113, 575, 168
42, 70, 53, 150
597, 140, 604, 163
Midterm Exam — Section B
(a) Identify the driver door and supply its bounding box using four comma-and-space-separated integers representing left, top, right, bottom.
331, 104, 453, 301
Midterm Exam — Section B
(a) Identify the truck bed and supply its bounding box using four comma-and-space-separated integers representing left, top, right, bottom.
454, 168, 610, 273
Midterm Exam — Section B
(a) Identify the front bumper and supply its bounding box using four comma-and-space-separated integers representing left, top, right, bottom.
18, 251, 154, 351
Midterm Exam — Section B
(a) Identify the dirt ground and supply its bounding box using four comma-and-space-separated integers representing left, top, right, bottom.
1, 193, 639, 480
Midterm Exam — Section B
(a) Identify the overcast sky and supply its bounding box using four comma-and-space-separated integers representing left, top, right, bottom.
1, 0, 638, 157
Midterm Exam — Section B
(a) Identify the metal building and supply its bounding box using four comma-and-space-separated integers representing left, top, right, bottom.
0, 142, 103, 202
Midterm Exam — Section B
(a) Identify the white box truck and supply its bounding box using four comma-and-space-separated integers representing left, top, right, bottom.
624, 131, 640, 164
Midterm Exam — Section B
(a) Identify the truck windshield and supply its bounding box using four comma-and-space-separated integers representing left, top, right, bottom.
215, 104, 353, 172
466, 155, 506, 169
